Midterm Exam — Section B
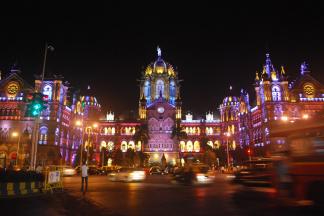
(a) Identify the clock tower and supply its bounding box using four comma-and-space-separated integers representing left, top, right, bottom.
139, 47, 181, 164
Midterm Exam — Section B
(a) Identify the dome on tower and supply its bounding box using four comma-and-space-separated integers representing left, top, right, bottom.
144, 46, 176, 77
222, 96, 239, 106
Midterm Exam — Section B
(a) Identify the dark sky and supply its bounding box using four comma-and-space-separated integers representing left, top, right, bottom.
1, 1, 324, 117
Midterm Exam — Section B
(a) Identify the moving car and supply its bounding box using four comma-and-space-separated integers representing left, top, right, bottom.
232, 158, 273, 187
149, 166, 165, 175
75, 165, 101, 175
108, 168, 146, 182
172, 164, 215, 185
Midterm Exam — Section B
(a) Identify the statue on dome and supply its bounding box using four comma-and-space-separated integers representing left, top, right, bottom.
157, 46, 161, 57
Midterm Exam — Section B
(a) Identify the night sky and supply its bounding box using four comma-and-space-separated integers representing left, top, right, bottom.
0, 2, 324, 118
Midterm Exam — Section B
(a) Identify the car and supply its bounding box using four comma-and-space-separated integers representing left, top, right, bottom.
149, 166, 165, 175
75, 165, 101, 175
108, 168, 146, 182
232, 159, 273, 187
172, 164, 215, 185
62, 166, 77, 176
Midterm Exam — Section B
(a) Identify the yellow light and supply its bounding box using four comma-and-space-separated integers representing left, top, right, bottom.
302, 114, 309, 119
281, 116, 288, 121
12, 132, 19, 137
93, 123, 98, 128
154, 153, 159, 159
226, 132, 231, 137
75, 120, 82, 126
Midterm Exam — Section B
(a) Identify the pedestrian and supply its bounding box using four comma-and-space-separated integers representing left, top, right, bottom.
36, 163, 43, 173
81, 162, 88, 193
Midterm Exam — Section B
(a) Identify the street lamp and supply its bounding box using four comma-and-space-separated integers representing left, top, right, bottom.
12, 132, 21, 167
30, 42, 54, 170
225, 132, 231, 168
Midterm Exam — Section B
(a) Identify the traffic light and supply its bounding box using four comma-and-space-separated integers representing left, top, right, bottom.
25, 93, 48, 117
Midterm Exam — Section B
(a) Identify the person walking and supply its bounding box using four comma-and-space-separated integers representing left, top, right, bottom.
81, 162, 88, 194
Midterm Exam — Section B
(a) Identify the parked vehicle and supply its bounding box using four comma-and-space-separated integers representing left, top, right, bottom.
62, 166, 77, 176
108, 168, 146, 182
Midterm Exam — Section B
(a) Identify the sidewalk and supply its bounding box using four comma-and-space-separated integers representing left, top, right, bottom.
0, 191, 120, 216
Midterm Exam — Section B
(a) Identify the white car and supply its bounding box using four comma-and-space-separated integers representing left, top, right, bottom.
108, 168, 146, 182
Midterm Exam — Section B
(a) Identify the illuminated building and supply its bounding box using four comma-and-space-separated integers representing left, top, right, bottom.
1, 50, 324, 167
251, 54, 324, 155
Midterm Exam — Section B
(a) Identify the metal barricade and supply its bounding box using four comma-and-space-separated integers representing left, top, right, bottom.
43, 165, 64, 193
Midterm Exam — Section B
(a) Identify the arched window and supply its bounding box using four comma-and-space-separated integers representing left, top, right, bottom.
39, 126, 48, 144
100, 141, 107, 150
121, 141, 127, 152
136, 141, 141, 151
186, 141, 193, 152
107, 141, 114, 151
214, 140, 220, 149
207, 141, 213, 148
144, 80, 151, 102
43, 84, 52, 101
156, 79, 164, 98
111, 127, 115, 135
128, 141, 135, 149
194, 141, 200, 152
170, 80, 176, 104
180, 141, 186, 152
272, 85, 281, 101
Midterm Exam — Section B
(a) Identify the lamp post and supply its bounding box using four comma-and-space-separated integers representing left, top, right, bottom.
75, 120, 84, 167
85, 123, 98, 165
225, 132, 231, 168
12, 132, 21, 167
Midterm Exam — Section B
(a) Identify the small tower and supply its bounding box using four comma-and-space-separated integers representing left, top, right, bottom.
139, 94, 147, 120
175, 93, 182, 121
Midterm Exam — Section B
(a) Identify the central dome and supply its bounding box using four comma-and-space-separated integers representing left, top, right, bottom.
145, 47, 176, 77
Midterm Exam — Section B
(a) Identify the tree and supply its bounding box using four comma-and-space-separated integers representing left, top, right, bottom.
125, 149, 135, 167
133, 123, 150, 150
112, 149, 123, 166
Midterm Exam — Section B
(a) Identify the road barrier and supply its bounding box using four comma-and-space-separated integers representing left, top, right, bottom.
0, 181, 42, 197
43, 166, 63, 193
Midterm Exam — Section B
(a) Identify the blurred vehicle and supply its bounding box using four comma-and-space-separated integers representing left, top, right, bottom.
108, 168, 146, 182
232, 158, 273, 187
99, 165, 122, 175
75, 165, 101, 175
149, 166, 165, 175
172, 164, 215, 185
62, 166, 77, 176
270, 118, 324, 206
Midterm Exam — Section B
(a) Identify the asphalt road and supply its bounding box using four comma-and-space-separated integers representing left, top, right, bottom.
62, 174, 323, 216
1, 174, 322, 216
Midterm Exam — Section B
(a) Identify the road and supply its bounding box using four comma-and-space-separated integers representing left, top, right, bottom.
1, 173, 322, 216
63, 174, 321, 216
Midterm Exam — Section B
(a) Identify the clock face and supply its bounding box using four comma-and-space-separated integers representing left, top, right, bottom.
157, 106, 165, 113
6, 81, 20, 97
303, 84, 315, 98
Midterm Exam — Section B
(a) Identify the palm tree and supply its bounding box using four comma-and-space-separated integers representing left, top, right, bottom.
171, 125, 187, 153
133, 123, 150, 150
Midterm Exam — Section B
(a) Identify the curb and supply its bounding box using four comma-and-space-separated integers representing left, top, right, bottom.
0, 181, 43, 198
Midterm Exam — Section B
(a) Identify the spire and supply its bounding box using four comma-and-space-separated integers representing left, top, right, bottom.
255, 71, 260, 81
229, 85, 232, 91
87, 85, 91, 90
265, 53, 272, 75
280, 66, 286, 76
300, 62, 310, 75
157, 46, 161, 58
